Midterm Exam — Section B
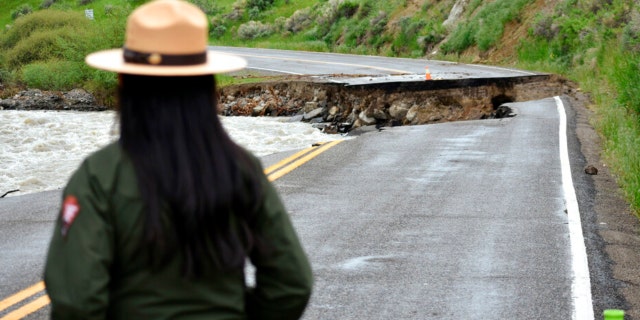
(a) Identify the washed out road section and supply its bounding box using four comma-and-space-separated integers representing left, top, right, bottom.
277, 97, 579, 318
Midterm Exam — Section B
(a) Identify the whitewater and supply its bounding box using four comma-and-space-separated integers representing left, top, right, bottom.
0, 110, 343, 197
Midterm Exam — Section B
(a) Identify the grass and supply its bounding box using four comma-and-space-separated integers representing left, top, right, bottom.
590, 48, 640, 214
442, 0, 532, 53
0, 1, 40, 27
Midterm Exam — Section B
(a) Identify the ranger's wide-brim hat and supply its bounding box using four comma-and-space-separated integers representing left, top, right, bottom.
85, 0, 246, 76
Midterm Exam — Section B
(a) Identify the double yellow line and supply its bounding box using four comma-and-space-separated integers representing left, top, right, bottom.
0, 140, 342, 319
265, 140, 342, 181
0, 283, 49, 320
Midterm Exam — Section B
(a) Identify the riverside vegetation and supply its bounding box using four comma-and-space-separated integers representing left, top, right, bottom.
1, 0, 639, 218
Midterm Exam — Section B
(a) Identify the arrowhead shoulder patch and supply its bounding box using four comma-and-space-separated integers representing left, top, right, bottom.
61, 195, 80, 238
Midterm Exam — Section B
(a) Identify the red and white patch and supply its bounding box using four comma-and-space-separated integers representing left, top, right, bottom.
60, 195, 80, 237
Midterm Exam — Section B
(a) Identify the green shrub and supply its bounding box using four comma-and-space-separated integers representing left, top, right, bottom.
356, 2, 372, 19
40, 0, 57, 9
337, 1, 359, 19
0, 10, 89, 50
3, 27, 89, 68
345, 19, 368, 47
530, 14, 557, 41
84, 70, 118, 107
246, 0, 274, 11
22, 60, 87, 91
611, 53, 640, 115
11, 4, 34, 20
210, 24, 228, 38
248, 6, 261, 20
442, 23, 474, 53
188, 0, 221, 15
285, 9, 312, 33
442, 0, 531, 53
622, 9, 640, 53
237, 21, 274, 39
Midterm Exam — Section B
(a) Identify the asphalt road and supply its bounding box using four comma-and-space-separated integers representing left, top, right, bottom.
210, 46, 540, 82
0, 49, 605, 319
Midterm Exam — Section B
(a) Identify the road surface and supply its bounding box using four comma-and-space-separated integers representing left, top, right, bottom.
210, 46, 539, 83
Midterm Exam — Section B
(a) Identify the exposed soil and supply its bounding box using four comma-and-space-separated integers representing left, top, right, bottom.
218, 74, 577, 132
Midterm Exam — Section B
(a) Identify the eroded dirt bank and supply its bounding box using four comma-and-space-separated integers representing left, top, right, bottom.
219, 74, 578, 132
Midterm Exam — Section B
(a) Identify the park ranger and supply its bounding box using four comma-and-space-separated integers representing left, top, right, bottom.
44, 1, 313, 319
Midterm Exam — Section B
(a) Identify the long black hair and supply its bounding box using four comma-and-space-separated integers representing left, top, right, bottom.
118, 74, 263, 276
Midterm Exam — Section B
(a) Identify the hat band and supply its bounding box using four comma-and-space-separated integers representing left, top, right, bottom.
123, 48, 207, 66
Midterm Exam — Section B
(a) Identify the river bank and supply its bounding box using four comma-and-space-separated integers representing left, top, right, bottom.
1, 74, 580, 135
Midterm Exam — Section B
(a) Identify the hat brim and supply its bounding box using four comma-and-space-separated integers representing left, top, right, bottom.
85, 49, 247, 76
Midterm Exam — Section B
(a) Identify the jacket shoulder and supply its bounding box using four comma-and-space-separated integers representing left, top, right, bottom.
72, 142, 138, 196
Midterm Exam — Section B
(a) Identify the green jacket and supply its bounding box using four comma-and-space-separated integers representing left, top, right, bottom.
44, 142, 312, 320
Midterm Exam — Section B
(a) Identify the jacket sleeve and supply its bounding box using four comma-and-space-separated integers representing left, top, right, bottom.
44, 160, 114, 320
246, 173, 313, 320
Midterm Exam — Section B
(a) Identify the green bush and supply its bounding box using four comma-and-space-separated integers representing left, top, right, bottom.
0, 10, 89, 50
337, 1, 359, 19
285, 8, 313, 33
188, 0, 221, 15
611, 53, 640, 116
22, 60, 87, 91
11, 4, 34, 20
237, 21, 274, 39
40, 0, 57, 9
3, 27, 88, 68
442, 0, 531, 53
442, 23, 474, 53
246, 0, 274, 11
0, 7, 127, 105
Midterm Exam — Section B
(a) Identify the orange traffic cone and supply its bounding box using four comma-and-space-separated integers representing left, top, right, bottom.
425, 66, 432, 80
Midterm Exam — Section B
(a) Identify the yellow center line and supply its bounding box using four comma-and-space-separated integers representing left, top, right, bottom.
229, 52, 411, 74
0, 281, 45, 313
264, 142, 329, 175
0, 139, 343, 317
268, 140, 342, 181
0, 295, 50, 320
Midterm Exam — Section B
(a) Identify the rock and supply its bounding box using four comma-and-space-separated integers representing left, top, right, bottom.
252, 105, 266, 116
389, 102, 410, 120
584, 165, 598, 175
288, 114, 304, 122
303, 101, 318, 113
63, 88, 100, 110
373, 108, 388, 120
493, 105, 514, 118
323, 124, 339, 134
0, 99, 19, 109
358, 110, 376, 125
405, 105, 419, 122
0, 88, 106, 111
303, 107, 324, 120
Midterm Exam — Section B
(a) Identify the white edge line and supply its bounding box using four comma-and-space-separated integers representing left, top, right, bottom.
555, 96, 594, 320
245, 67, 344, 83
246, 67, 303, 75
